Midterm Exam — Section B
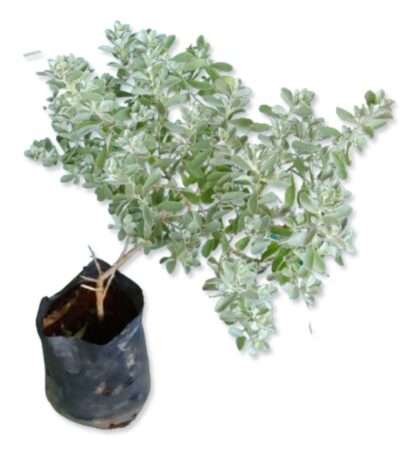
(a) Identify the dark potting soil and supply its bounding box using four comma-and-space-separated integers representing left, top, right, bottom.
42, 283, 139, 345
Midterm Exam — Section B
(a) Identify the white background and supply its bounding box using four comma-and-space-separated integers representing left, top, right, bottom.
1, 0, 399, 455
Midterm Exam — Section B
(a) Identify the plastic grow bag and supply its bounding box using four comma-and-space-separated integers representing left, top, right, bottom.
36, 259, 151, 429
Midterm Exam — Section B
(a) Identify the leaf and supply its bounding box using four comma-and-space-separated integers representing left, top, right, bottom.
162, 75, 181, 88
144, 170, 162, 189
269, 225, 292, 237
99, 112, 114, 123
113, 108, 131, 121
143, 223, 151, 239
313, 252, 326, 274
167, 94, 187, 106
251, 240, 269, 255
236, 336, 246, 351
60, 174, 74, 183
162, 35, 176, 51
286, 228, 316, 247
73, 120, 100, 136
166, 259, 177, 274
166, 121, 187, 135
281, 88, 293, 106
368, 119, 387, 130
205, 220, 221, 233
143, 204, 154, 227
215, 294, 236, 312
364, 90, 376, 106
156, 201, 185, 212
202, 94, 224, 107
313, 252, 325, 274
323, 215, 341, 227
284, 283, 299, 300
250, 123, 271, 132
299, 192, 318, 214
259, 192, 279, 204
284, 176, 296, 206
201, 239, 214, 257
172, 52, 195, 63
230, 118, 253, 128
185, 161, 204, 179
202, 278, 219, 291
82, 92, 103, 103
247, 193, 258, 215
303, 227, 317, 245
219, 310, 238, 325
336, 107, 356, 123
316, 125, 341, 139
261, 242, 279, 260
196, 35, 206, 48
190, 80, 213, 90
70, 112, 92, 124
332, 151, 347, 179
222, 191, 248, 203
205, 66, 220, 81
235, 236, 250, 251
304, 246, 314, 269
230, 155, 252, 171
271, 105, 286, 116
333, 204, 352, 219
291, 159, 306, 177
211, 62, 233, 72
362, 124, 374, 138
191, 151, 209, 169
332, 236, 346, 251
272, 247, 290, 272
243, 287, 259, 300
215, 78, 230, 94
259, 104, 273, 116
292, 140, 320, 154
98, 45, 114, 54
294, 104, 313, 117
181, 190, 200, 204
65, 70, 83, 82
181, 59, 205, 72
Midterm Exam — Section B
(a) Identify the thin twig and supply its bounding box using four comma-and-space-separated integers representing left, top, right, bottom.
23, 50, 42, 58
86, 243, 142, 321
99, 244, 141, 282
232, 248, 262, 264
43, 301, 72, 329
102, 272, 115, 303
101, 242, 128, 302
80, 275, 97, 283
88, 245, 102, 275
80, 284, 100, 292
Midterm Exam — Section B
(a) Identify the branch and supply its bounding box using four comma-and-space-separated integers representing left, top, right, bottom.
81, 242, 142, 321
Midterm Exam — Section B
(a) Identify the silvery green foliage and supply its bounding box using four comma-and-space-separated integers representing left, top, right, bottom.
25, 22, 393, 355
25, 138, 59, 166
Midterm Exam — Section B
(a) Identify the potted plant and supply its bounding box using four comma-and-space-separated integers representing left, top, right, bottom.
25, 21, 393, 428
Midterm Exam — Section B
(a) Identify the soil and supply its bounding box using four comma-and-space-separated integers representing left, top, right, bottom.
43, 281, 139, 344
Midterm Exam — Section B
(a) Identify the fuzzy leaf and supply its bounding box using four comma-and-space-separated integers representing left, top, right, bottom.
284, 176, 296, 206
230, 118, 253, 128
157, 201, 185, 212
211, 62, 233, 72
336, 107, 355, 123
144, 170, 162, 188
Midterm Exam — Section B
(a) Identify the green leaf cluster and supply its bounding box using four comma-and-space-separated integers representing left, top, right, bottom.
25, 21, 393, 355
